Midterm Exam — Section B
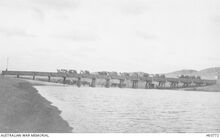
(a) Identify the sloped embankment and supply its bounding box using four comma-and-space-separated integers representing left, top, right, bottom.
0, 77, 73, 133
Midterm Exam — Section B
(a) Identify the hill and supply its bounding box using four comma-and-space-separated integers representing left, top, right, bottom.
193, 67, 220, 79
166, 67, 220, 79
165, 69, 198, 78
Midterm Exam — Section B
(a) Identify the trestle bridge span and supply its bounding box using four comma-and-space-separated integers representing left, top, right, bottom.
2, 71, 216, 89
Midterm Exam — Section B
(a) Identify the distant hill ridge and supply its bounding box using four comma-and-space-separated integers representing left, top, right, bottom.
166, 67, 220, 79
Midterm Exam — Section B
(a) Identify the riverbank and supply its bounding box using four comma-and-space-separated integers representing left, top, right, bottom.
0, 76, 73, 133
182, 83, 220, 92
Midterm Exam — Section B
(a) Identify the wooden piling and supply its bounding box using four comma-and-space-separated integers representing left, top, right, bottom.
132, 80, 138, 88
119, 79, 125, 88
90, 78, 96, 87
63, 77, 66, 84
77, 77, 81, 87
145, 81, 151, 89
48, 76, 51, 82
105, 78, 111, 88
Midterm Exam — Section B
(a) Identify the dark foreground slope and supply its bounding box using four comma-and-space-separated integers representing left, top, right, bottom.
0, 76, 73, 133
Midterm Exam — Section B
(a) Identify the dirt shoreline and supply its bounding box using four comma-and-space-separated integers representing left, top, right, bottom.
0, 76, 73, 133
182, 84, 220, 92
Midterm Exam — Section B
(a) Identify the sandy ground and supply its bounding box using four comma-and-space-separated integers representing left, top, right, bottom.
0, 76, 73, 133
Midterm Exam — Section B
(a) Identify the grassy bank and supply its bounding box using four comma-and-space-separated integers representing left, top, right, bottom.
0, 76, 73, 133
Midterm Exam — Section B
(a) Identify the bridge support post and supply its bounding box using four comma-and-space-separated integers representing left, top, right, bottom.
170, 82, 174, 88
90, 78, 96, 87
173, 82, 178, 88
132, 80, 138, 88
182, 83, 188, 88
119, 79, 125, 88
77, 77, 82, 87
145, 81, 152, 89
33, 74, 35, 80
159, 81, 166, 88
48, 76, 51, 82
105, 78, 111, 88
158, 82, 161, 88
17, 75, 19, 78
151, 83, 155, 88
63, 77, 66, 84
145, 81, 149, 89
158, 81, 165, 88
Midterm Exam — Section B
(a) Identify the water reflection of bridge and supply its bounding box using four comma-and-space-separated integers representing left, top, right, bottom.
2, 71, 216, 89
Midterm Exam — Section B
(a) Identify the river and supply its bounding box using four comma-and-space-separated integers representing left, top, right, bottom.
35, 86, 220, 133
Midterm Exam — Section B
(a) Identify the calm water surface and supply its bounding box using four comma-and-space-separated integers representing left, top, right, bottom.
35, 86, 220, 133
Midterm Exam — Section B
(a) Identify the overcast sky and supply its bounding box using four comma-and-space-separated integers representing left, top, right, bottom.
0, 0, 220, 73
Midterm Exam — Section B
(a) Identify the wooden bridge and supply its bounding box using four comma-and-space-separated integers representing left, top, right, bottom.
1, 70, 217, 89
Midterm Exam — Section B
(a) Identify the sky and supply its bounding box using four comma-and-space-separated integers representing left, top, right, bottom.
0, 0, 220, 73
